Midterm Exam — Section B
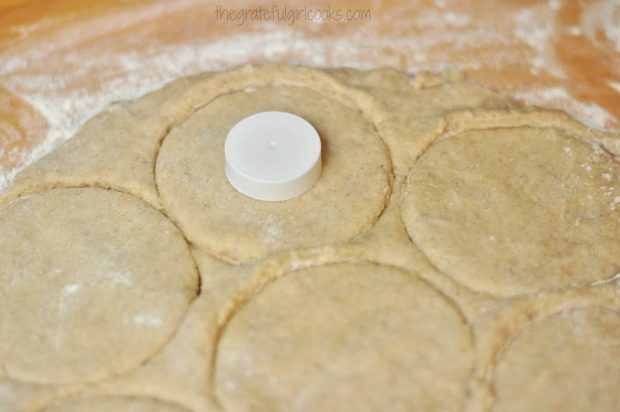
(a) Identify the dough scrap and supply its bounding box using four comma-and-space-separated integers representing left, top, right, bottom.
491, 306, 620, 412
215, 262, 472, 412
156, 86, 391, 262
0, 188, 198, 384
403, 126, 620, 296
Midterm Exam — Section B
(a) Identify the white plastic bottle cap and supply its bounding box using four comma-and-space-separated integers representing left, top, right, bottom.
224, 111, 322, 201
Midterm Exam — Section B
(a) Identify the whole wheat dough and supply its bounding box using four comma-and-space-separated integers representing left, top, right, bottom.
0, 188, 198, 384
403, 126, 620, 296
0, 65, 618, 411
45, 396, 191, 412
215, 262, 472, 412
156, 86, 390, 263
491, 306, 620, 412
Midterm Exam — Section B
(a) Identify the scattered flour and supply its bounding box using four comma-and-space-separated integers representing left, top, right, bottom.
514, 87, 615, 131
96, 270, 133, 287
591, 271, 620, 286
62, 283, 81, 296
133, 313, 164, 327
263, 214, 283, 244
582, 0, 620, 52
513, 6, 565, 78
610, 81, 620, 93
548, 0, 562, 11
0, 0, 618, 192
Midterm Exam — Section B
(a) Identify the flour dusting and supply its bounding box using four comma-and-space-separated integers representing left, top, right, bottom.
62, 283, 81, 296
133, 313, 164, 327
514, 87, 615, 131
96, 270, 134, 287
0, 0, 618, 191
582, 0, 620, 52
513, 6, 565, 78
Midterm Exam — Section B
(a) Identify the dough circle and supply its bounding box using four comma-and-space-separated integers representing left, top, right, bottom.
491, 306, 620, 412
45, 396, 191, 412
0, 188, 198, 384
156, 86, 391, 262
215, 262, 472, 412
403, 127, 620, 296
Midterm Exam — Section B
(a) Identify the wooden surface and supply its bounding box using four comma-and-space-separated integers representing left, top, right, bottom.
1, 0, 619, 183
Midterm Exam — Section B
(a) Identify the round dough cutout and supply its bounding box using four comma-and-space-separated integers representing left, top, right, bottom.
156, 86, 391, 262
0, 188, 198, 383
403, 127, 620, 296
215, 262, 472, 412
492, 306, 620, 412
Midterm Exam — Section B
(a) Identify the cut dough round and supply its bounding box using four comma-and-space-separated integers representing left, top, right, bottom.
0, 188, 198, 384
403, 127, 620, 296
156, 86, 391, 262
45, 396, 190, 412
215, 262, 472, 412
492, 306, 620, 412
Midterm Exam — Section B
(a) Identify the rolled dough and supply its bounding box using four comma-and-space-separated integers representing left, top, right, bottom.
0, 64, 617, 411
44, 396, 191, 412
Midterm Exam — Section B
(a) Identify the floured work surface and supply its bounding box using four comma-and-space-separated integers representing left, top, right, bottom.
0, 65, 619, 412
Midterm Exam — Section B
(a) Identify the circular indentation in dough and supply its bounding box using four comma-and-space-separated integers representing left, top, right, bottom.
45, 396, 190, 412
156, 86, 391, 262
491, 306, 620, 412
0, 188, 198, 384
403, 127, 620, 296
215, 262, 472, 411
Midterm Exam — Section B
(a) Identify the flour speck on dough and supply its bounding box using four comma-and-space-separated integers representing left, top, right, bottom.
62, 283, 81, 295
133, 313, 164, 327
97, 270, 134, 287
